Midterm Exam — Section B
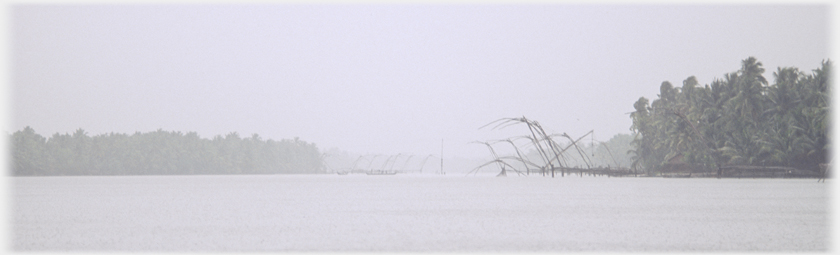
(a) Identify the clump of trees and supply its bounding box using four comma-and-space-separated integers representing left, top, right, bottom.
9, 127, 323, 176
629, 57, 830, 175
575, 133, 635, 169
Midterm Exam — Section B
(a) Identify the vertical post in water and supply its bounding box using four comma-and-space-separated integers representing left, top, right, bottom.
440, 138, 444, 175
551, 164, 555, 178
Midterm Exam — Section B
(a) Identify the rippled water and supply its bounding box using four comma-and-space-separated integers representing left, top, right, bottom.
12, 174, 829, 252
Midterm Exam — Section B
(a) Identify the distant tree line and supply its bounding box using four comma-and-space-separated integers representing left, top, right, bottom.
629, 57, 830, 175
9, 127, 323, 176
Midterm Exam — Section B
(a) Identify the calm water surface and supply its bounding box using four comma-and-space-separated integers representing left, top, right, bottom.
12, 174, 829, 252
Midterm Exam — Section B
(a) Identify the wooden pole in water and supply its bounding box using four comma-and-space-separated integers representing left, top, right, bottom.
440, 138, 444, 175
551, 164, 555, 178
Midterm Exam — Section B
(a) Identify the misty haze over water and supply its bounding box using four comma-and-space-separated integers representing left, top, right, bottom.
8, 3, 832, 253
10, 5, 829, 160
13, 175, 827, 252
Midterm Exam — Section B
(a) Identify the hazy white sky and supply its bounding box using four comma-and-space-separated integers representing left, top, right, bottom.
9, 4, 830, 159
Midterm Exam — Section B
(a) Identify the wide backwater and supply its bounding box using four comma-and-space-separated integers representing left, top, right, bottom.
11, 174, 830, 252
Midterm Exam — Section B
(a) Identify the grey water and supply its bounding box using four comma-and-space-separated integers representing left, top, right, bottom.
12, 174, 829, 252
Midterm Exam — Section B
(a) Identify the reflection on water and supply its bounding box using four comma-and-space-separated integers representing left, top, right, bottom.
12, 175, 828, 251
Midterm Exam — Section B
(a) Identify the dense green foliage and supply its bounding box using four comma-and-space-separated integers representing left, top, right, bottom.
629, 57, 830, 175
9, 127, 323, 176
